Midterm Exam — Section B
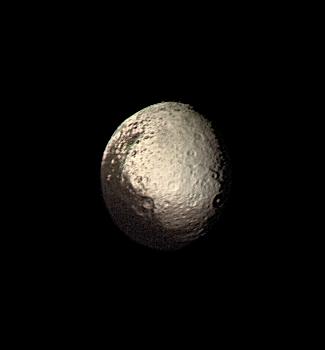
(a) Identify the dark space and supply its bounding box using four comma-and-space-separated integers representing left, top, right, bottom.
15, 11, 300, 339
42, 45, 282, 307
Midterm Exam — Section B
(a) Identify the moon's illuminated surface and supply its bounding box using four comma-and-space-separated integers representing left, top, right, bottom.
101, 102, 230, 250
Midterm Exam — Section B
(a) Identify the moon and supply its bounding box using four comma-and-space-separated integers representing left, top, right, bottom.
101, 102, 230, 250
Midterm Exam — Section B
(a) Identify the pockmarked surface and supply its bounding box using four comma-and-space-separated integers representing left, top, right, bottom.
101, 102, 229, 250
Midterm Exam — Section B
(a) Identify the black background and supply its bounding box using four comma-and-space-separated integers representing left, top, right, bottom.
44, 36, 282, 310
11, 6, 304, 340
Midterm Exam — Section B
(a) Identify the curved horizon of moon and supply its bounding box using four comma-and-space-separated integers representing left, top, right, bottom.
101, 102, 230, 251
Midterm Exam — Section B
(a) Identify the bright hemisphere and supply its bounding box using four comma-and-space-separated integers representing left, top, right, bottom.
101, 102, 229, 250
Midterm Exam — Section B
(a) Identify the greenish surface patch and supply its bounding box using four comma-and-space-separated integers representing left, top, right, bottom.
119, 134, 141, 171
